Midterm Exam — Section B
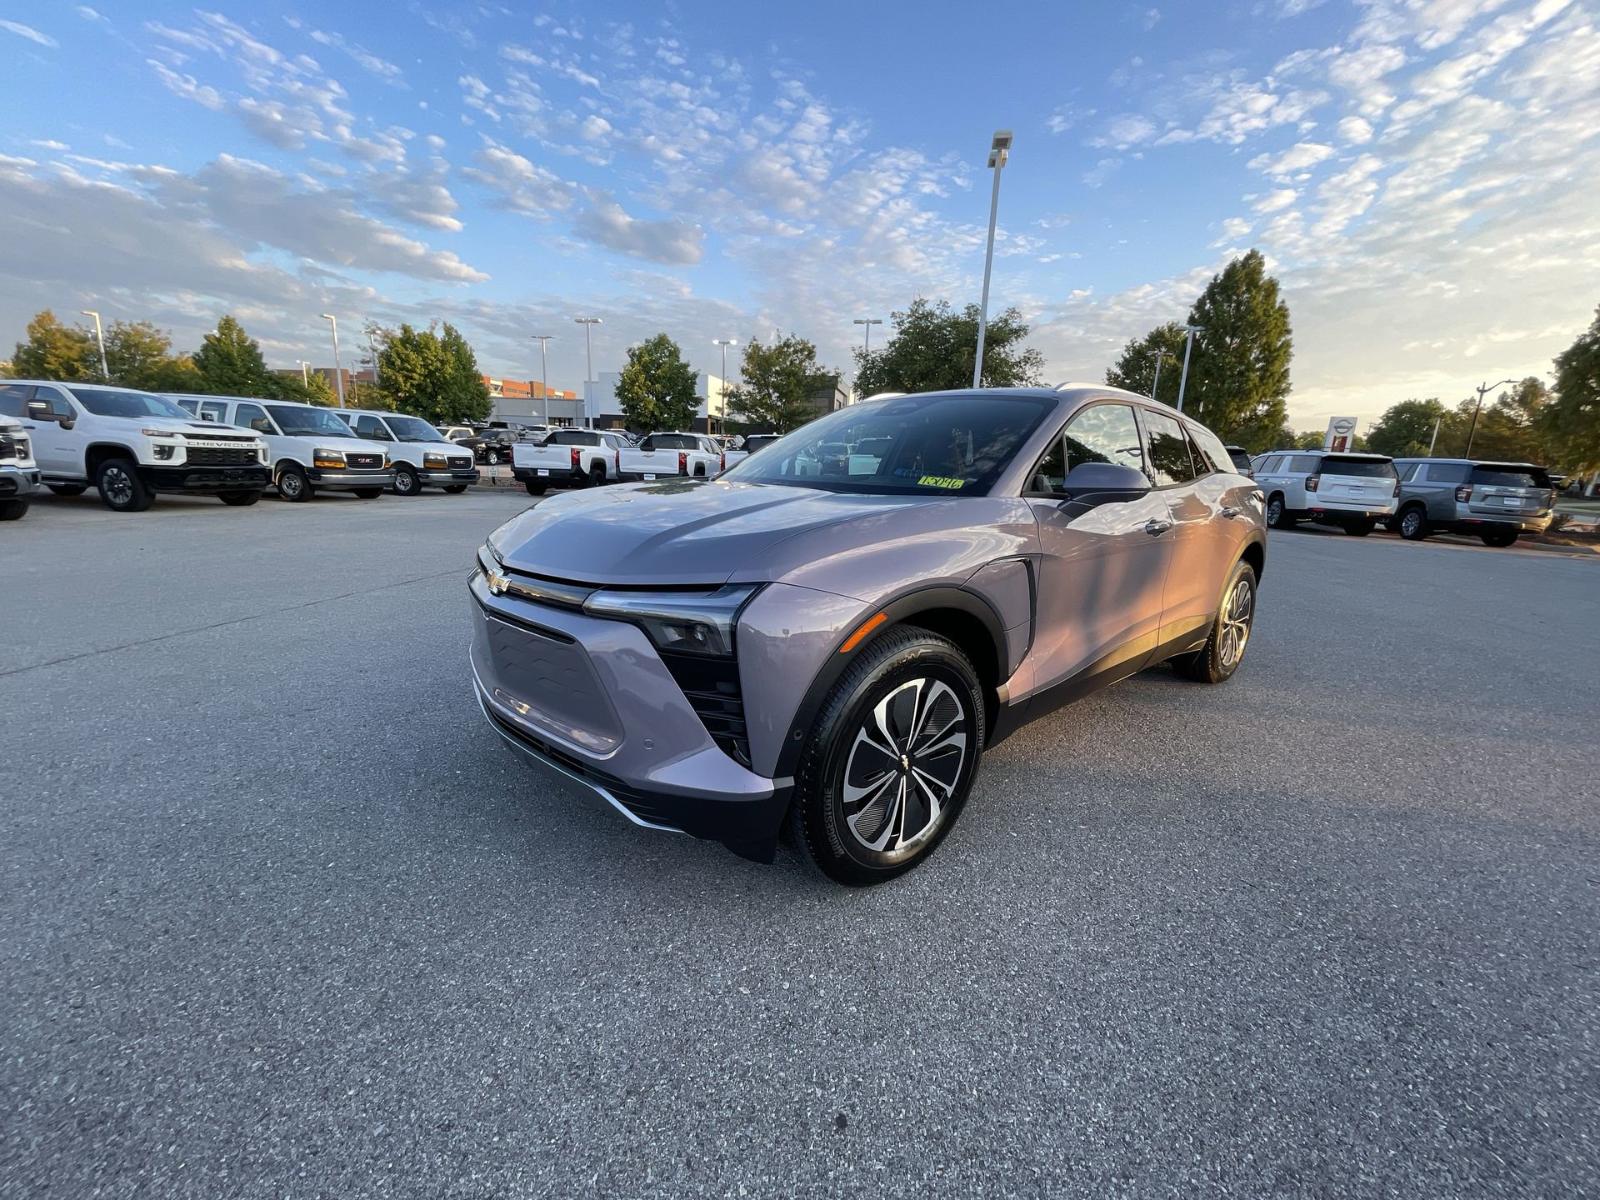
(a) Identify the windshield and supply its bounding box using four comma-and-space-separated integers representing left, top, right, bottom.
384, 415, 446, 443
722, 394, 1053, 496
68, 387, 192, 420
264, 404, 353, 437
1471, 465, 1550, 488
1321, 456, 1397, 479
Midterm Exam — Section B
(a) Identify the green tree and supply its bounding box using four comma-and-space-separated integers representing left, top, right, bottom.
1464, 377, 1548, 462
1539, 306, 1600, 476
99, 320, 191, 391
727, 334, 833, 433
1366, 399, 1449, 458
375, 322, 492, 424
1183, 249, 1293, 451
11, 310, 97, 380
192, 315, 278, 397
1291, 429, 1325, 450
853, 299, 1044, 396
1106, 322, 1188, 407
615, 333, 699, 431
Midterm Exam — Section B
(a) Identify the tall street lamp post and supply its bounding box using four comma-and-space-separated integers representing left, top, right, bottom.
532, 335, 554, 426
296, 360, 310, 386
80, 310, 109, 381
972, 130, 1012, 389
1150, 350, 1173, 402
1175, 323, 1202, 413
574, 317, 601, 428
320, 313, 345, 407
712, 338, 738, 436
853, 317, 883, 356
367, 327, 382, 386
1465, 378, 1517, 458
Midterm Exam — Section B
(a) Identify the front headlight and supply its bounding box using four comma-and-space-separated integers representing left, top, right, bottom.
582, 584, 759, 657
424, 453, 448, 469
313, 448, 346, 469
142, 428, 183, 439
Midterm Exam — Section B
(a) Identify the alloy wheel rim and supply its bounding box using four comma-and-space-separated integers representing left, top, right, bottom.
398, 472, 416, 493
1267, 498, 1282, 524
1402, 511, 1420, 536
1219, 577, 1254, 668
841, 677, 968, 854
103, 466, 133, 505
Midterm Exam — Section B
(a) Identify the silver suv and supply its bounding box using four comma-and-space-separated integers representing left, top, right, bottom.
469, 387, 1267, 884
1390, 458, 1555, 547
1253, 450, 1399, 535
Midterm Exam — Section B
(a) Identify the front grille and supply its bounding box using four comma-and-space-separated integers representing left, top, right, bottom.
659, 650, 751, 767
449, 456, 473, 470
346, 453, 384, 470
0, 434, 24, 461
185, 446, 259, 466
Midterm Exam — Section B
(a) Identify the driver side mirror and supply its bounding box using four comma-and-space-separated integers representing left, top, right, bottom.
28, 400, 75, 430
249, 418, 273, 435
1059, 462, 1150, 506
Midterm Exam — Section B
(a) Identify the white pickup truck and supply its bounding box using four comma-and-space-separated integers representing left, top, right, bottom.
616, 432, 725, 482
512, 428, 631, 496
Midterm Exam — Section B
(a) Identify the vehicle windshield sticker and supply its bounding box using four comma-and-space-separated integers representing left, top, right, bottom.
918, 475, 965, 490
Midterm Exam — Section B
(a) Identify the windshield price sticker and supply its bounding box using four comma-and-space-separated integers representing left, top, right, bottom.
918, 475, 966, 490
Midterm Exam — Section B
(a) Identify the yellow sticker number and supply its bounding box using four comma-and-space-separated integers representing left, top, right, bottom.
918, 475, 965, 490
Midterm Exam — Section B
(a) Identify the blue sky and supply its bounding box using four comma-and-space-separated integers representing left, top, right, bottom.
2, 0, 1596, 425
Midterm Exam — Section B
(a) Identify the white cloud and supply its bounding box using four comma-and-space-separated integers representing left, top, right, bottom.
1248, 141, 1336, 176
1336, 115, 1375, 143
1253, 188, 1298, 213
573, 190, 704, 265
307, 29, 404, 85
0, 19, 56, 47
1091, 113, 1158, 149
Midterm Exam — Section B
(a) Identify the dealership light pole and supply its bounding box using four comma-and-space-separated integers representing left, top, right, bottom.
1175, 323, 1202, 412
532, 335, 554, 425
574, 317, 601, 428
972, 129, 1012, 389
1150, 350, 1173, 402
853, 317, 883, 357
1464, 378, 1517, 458
295, 360, 310, 386
366, 327, 382, 385
80, 310, 109, 381
712, 338, 738, 436
320, 313, 345, 407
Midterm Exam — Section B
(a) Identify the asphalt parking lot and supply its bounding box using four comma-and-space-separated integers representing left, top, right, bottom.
4, 488, 1598, 1198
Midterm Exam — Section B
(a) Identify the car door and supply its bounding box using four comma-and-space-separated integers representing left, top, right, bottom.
1139, 409, 1214, 648
21, 384, 80, 475
1026, 401, 1176, 693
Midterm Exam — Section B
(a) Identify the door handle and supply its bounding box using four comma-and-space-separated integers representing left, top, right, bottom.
1144, 518, 1173, 536
1221, 506, 1241, 520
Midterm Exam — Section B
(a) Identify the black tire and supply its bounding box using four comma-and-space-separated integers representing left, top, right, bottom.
523, 480, 547, 496
96, 458, 153, 512
443, 484, 469, 494
0, 498, 27, 521
1176, 559, 1257, 685
589, 462, 607, 488
219, 490, 262, 507
392, 464, 421, 496
353, 489, 383, 500
277, 464, 313, 503
487, 449, 502, 465
1480, 529, 1518, 548
1396, 505, 1428, 540
1265, 494, 1295, 529
789, 626, 985, 887
1344, 519, 1374, 537
47, 484, 87, 497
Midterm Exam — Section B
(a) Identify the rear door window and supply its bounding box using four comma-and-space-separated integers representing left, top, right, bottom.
0, 384, 33, 417
1423, 463, 1470, 484
1470, 465, 1550, 488
1141, 410, 1197, 487
1398, 462, 1422, 481
1321, 456, 1397, 479
1288, 455, 1322, 473
199, 400, 229, 423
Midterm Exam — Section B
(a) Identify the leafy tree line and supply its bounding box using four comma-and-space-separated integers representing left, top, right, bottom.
8, 309, 493, 423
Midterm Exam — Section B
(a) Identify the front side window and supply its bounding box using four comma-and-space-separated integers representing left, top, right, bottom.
235, 403, 275, 434
1066, 404, 1145, 474
353, 414, 392, 441
1142, 410, 1197, 487
67, 386, 191, 420
722, 393, 1052, 496
265, 405, 351, 437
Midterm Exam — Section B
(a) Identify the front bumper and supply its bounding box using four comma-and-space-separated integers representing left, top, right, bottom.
466, 570, 787, 860
307, 468, 396, 491
418, 468, 480, 486
141, 464, 270, 493
0, 463, 41, 498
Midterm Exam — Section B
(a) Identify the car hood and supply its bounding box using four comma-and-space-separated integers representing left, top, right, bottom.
488, 480, 942, 586
145, 417, 262, 439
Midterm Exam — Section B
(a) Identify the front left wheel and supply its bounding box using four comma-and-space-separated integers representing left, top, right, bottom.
789, 627, 984, 887
96, 458, 153, 512
1176, 559, 1257, 685
0, 498, 27, 521
392, 464, 421, 496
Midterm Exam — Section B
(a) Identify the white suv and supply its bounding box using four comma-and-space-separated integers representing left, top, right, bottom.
2, 381, 269, 512
171, 395, 393, 502
335, 409, 479, 496
0, 412, 40, 520
1253, 449, 1399, 535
